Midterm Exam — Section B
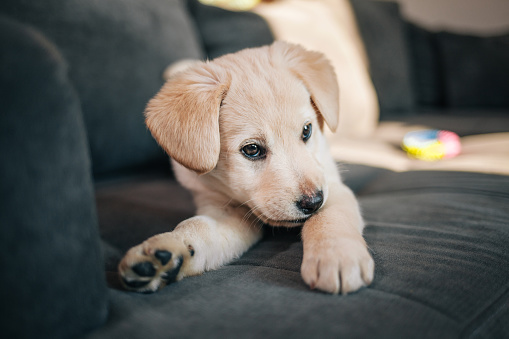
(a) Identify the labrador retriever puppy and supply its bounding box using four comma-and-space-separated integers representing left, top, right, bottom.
118, 41, 374, 295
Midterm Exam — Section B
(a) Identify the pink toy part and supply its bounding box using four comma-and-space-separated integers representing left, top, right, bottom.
438, 130, 461, 158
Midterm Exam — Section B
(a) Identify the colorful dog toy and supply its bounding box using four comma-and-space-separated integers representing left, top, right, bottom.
402, 130, 461, 161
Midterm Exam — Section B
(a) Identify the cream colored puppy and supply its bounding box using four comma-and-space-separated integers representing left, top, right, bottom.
118, 41, 374, 295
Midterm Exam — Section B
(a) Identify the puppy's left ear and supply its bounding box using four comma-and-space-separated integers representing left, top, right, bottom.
273, 41, 339, 132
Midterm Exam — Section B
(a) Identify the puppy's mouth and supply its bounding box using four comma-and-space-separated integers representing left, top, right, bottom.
258, 214, 311, 227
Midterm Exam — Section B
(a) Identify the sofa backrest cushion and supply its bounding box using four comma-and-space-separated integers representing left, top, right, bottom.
187, 0, 274, 60
0, 0, 204, 177
437, 31, 509, 108
349, 0, 415, 117
408, 23, 509, 109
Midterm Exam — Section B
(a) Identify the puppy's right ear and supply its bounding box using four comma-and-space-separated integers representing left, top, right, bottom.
272, 41, 339, 132
145, 63, 229, 174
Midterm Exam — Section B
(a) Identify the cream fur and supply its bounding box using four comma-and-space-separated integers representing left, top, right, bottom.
119, 41, 374, 295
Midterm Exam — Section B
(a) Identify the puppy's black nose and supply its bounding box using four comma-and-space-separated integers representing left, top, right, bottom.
297, 191, 324, 215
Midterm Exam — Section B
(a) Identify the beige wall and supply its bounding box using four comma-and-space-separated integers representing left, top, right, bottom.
384, 0, 509, 35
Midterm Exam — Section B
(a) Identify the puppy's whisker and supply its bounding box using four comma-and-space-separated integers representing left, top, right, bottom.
238, 198, 257, 209
221, 198, 235, 209
246, 204, 266, 224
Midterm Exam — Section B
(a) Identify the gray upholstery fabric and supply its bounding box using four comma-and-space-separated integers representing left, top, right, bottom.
0, 17, 108, 339
95, 170, 195, 272
353, 1, 509, 112
186, 0, 274, 60
339, 163, 393, 194
436, 32, 509, 108
349, 0, 414, 116
0, 0, 204, 177
406, 23, 444, 107
382, 109, 509, 136
94, 168, 509, 338
360, 171, 509, 338
405, 23, 509, 110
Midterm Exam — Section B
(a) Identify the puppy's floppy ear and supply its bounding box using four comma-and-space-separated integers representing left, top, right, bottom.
273, 41, 339, 132
145, 63, 229, 174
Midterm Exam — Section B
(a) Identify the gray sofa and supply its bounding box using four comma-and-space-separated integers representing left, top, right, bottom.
1, 1, 508, 338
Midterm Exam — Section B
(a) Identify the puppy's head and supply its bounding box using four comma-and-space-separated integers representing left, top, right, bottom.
146, 41, 339, 226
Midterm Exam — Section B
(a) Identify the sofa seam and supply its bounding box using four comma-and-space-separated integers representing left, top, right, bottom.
459, 283, 509, 338
371, 287, 460, 325
229, 262, 300, 274
361, 187, 509, 199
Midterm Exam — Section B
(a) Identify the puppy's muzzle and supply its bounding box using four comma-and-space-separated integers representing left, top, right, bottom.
296, 190, 324, 216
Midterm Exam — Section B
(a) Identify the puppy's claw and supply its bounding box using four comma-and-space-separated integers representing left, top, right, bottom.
361, 257, 375, 285
187, 244, 195, 257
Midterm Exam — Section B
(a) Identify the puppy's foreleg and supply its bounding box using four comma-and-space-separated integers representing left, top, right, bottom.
300, 182, 374, 294
118, 206, 263, 293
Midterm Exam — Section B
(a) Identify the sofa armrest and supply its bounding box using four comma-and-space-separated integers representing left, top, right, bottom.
0, 17, 107, 338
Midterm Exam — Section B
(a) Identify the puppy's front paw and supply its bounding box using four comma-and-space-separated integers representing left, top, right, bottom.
118, 234, 194, 293
301, 238, 374, 295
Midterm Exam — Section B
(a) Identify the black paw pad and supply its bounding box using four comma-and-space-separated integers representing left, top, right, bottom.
122, 277, 150, 289
161, 256, 184, 284
132, 262, 156, 277
155, 250, 172, 265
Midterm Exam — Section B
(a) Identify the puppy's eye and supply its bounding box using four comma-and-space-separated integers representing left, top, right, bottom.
302, 123, 312, 142
241, 143, 266, 160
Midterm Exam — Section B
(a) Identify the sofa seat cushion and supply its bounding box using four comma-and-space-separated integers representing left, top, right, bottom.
359, 170, 509, 338
95, 170, 195, 265
93, 168, 509, 338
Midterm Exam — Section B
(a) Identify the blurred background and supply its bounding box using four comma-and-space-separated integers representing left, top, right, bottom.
203, 0, 509, 34
382, 0, 509, 35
